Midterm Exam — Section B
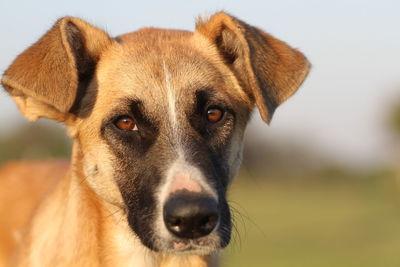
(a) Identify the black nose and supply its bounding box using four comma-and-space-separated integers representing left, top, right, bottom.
163, 192, 219, 239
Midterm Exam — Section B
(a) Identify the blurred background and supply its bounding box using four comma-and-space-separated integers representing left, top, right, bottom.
1, 0, 400, 266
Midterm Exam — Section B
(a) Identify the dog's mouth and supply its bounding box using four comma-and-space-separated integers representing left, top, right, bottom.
154, 226, 230, 255
167, 238, 220, 254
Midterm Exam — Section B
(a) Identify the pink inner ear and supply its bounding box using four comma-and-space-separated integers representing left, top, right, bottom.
168, 173, 203, 194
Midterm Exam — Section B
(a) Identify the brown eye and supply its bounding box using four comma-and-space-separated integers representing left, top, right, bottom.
206, 107, 224, 123
115, 116, 137, 131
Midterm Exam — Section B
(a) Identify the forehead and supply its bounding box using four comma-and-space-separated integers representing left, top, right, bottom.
91, 29, 247, 117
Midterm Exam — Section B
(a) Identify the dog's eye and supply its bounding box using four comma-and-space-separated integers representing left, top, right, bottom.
206, 107, 224, 123
114, 116, 138, 131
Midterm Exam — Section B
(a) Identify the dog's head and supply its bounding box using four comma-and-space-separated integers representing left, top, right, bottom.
2, 12, 309, 255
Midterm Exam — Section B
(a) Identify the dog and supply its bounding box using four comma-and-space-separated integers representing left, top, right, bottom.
0, 12, 310, 267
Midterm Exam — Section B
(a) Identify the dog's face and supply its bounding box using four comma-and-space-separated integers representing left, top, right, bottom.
2, 13, 310, 255
77, 31, 252, 253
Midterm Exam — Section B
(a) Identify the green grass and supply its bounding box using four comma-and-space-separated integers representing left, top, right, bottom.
222, 174, 400, 267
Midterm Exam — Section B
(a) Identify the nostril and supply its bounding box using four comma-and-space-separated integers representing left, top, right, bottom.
163, 192, 219, 239
166, 217, 182, 232
200, 214, 218, 232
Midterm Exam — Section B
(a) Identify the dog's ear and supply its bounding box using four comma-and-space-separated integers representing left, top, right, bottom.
196, 12, 310, 123
1, 17, 113, 121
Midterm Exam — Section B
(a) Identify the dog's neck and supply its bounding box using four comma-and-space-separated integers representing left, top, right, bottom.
14, 142, 216, 267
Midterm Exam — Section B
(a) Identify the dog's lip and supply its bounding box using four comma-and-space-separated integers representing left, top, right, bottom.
173, 241, 186, 249
168, 238, 216, 253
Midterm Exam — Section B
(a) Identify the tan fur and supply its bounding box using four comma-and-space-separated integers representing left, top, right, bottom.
0, 160, 67, 265
2, 17, 113, 121
0, 12, 310, 267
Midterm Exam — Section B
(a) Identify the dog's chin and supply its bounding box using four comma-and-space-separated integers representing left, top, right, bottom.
159, 236, 225, 255
164, 241, 220, 256
139, 233, 230, 256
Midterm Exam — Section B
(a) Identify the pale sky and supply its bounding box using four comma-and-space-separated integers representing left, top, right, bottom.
1, 0, 399, 167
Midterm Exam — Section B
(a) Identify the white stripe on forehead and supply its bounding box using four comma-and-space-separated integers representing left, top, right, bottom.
163, 62, 178, 136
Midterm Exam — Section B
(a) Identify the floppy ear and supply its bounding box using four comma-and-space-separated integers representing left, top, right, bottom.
196, 12, 310, 123
1, 17, 113, 121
